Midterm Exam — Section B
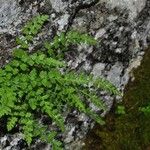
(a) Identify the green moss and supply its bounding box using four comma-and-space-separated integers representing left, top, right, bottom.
83, 48, 150, 150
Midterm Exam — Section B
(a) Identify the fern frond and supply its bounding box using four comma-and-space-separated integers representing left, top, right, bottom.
81, 90, 106, 111
0, 14, 121, 148
86, 108, 105, 125
66, 31, 97, 45
94, 77, 121, 96
22, 15, 49, 37
7, 117, 18, 131
41, 102, 65, 131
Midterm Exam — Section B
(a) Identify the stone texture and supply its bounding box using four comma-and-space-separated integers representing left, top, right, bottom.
0, 0, 150, 149
49, 0, 68, 12
100, 0, 146, 20
0, 0, 21, 33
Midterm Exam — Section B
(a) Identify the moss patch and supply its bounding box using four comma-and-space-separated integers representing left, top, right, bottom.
83, 48, 150, 150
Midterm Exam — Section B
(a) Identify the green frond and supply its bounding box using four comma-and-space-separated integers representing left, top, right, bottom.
94, 77, 121, 96
42, 102, 65, 131
0, 14, 121, 148
7, 117, 18, 131
22, 15, 49, 37
66, 30, 97, 45
81, 90, 106, 111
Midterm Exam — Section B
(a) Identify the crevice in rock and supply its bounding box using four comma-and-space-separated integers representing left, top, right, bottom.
66, 0, 100, 31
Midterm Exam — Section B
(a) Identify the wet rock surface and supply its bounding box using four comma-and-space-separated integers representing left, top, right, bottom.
0, 0, 150, 149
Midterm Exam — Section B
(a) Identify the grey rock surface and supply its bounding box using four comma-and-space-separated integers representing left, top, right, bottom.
100, 0, 146, 20
0, 0, 21, 33
0, 0, 150, 149
49, 0, 68, 12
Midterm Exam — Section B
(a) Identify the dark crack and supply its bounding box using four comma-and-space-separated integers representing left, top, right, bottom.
66, 0, 100, 31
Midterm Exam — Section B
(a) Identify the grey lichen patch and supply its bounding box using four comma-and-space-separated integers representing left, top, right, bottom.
99, 0, 146, 20
57, 13, 70, 30
49, 0, 68, 12
0, 0, 21, 33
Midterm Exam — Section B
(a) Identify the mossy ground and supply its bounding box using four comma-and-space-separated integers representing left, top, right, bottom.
83, 48, 150, 150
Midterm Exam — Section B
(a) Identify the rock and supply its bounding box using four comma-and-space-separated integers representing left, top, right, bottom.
0, 134, 24, 150
92, 63, 106, 77
0, 0, 21, 33
49, 0, 68, 12
106, 62, 124, 88
57, 13, 70, 31
100, 0, 146, 20
0, 0, 150, 149
95, 28, 106, 39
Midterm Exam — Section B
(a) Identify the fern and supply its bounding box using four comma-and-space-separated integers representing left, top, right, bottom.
0, 15, 121, 149
44, 30, 97, 60
22, 15, 49, 41
7, 117, 18, 131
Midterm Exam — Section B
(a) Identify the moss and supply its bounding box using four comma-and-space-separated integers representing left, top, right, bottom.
83, 47, 150, 150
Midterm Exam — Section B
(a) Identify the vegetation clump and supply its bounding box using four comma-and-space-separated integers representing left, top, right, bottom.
0, 15, 120, 149
116, 105, 126, 115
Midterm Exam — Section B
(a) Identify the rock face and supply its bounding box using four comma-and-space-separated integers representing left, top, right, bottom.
0, 0, 150, 149
101, 0, 146, 19
0, 0, 21, 33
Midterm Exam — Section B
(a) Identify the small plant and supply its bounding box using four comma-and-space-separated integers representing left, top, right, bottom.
0, 15, 120, 149
139, 105, 150, 115
116, 105, 126, 115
